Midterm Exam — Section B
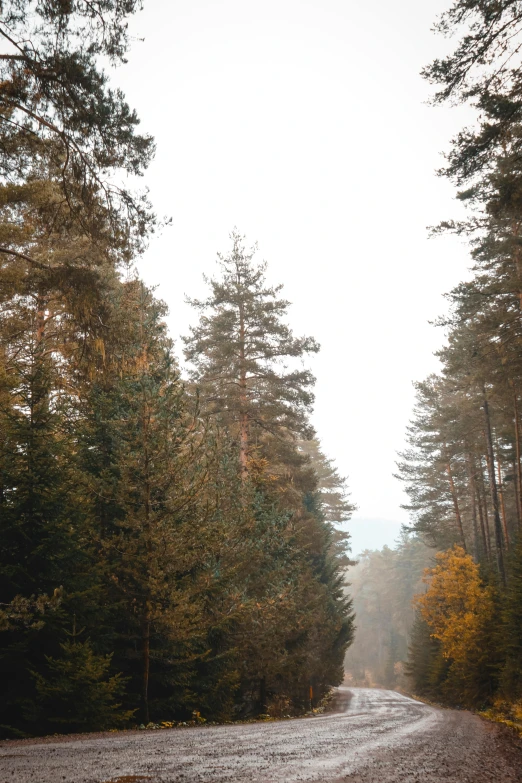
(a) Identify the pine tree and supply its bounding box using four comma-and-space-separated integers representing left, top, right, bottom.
0, 263, 92, 735
394, 0, 522, 712
405, 612, 446, 698
384, 630, 399, 688
500, 536, 522, 699
298, 439, 356, 524
0, 0, 155, 270
183, 231, 319, 479
183, 233, 353, 716
298, 440, 356, 566
75, 280, 210, 724
423, 1, 522, 199
33, 636, 134, 733
344, 536, 434, 688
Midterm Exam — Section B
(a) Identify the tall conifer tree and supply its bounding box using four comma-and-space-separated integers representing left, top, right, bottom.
183, 231, 319, 479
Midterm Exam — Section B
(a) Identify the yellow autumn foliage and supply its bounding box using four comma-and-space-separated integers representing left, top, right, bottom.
415, 546, 494, 664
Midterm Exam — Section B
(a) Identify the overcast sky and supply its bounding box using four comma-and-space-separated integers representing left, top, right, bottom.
114, 0, 474, 550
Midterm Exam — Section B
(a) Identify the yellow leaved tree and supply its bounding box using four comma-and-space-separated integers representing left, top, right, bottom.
414, 546, 497, 706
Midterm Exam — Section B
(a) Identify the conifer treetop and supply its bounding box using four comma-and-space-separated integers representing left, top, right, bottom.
183, 231, 319, 449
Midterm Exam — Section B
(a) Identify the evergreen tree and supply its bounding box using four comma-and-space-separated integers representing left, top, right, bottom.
0, 0, 155, 270
405, 613, 446, 699
33, 636, 134, 733
298, 440, 354, 523
183, 231, 319, 479
184, 233, 353, 716
75, 280, 211, 724
0, 260, 95, 735
500, 536, 522, 699
384, 630, 399, 688
0, 4, 357, 731
344, 535, 433, 687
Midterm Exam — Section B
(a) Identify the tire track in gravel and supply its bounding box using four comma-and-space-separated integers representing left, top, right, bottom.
1, 687, 521, 782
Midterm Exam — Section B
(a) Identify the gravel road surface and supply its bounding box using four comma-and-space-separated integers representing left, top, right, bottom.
1, 687, 521, 783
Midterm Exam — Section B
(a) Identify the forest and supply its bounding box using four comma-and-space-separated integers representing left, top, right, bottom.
392, 0, 522, 719
0, 1, 354, 737
4, 0, 522, 745
343, 535, 433, 690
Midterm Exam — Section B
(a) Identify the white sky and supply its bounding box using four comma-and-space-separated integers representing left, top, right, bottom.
115, 0, 474, 548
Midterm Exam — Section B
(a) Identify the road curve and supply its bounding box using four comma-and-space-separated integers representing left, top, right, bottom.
1, 687, 521, 782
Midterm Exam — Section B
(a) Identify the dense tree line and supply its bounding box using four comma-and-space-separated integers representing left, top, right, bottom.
344, 535, 433, 690
0, 1, 354, 737
399, 0, 522, 716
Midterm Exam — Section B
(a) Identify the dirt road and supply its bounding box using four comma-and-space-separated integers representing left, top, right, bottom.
1, 688, 521, 782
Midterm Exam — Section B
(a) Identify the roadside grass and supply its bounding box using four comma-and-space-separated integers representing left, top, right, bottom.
406, 690, 522, 738
0, 689, 336, 745
479, 700, 522, 737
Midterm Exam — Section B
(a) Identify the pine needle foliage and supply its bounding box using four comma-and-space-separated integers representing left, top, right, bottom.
33, 638, 135, 733
183, 230, 319, 478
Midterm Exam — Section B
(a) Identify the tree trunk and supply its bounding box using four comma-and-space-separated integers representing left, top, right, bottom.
475, 484, 489, 561
477, 460, 492, 560
515, 220, 522, 312
142, 451, 152, 725
258, 676, 267, 715
36, 290, 46, 345
140, 329, 153, 726
482, 390, 506, 584
238, 295, 249, 480
445, 451, 466, 550
466, 454, 480, 560
496, 454, 510, 550
239, 413, 248, 479
514, 393, 522, 529
142, 610, 151, 724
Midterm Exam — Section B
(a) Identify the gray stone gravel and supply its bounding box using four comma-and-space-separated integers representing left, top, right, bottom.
1, 688, 521, 783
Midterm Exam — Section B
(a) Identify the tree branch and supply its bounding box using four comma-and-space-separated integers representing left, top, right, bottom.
0, 246, 50, 270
